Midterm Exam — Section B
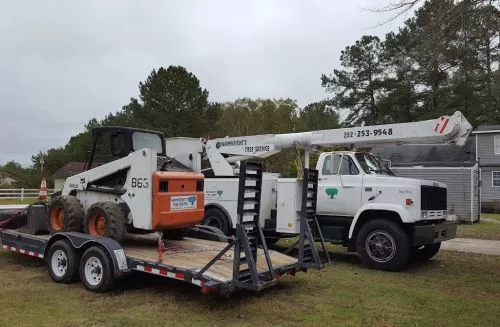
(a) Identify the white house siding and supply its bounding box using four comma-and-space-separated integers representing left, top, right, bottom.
391, 166, 479, 223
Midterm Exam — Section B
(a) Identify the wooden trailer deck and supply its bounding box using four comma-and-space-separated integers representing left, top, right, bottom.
122, 234, 297, 283
0, 230, 298, 285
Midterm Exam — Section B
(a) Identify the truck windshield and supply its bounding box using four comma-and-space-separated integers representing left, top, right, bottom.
355, 153, 394, 176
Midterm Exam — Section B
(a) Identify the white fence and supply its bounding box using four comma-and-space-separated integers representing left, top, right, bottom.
0, 188, 55, 201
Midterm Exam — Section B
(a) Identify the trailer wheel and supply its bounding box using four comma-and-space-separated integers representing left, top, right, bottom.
203, 208, 230, 235
356, 219, 410, 271
412, 242, 441, 261
84, 202, 125, 242
48, 195, 84, 234
79, 246, 115, 292
47, 240, 80, 283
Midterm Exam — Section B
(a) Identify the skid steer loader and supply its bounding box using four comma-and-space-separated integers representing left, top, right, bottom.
47, 127, 204, 241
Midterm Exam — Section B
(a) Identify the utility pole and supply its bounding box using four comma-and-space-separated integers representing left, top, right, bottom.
40, 155, 44, 177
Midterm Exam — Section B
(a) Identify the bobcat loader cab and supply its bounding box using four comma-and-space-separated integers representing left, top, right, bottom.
165, 112, 473, 271
50, 126, 204, 241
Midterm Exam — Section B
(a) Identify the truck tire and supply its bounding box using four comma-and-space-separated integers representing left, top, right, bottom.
48, 195, 84, 234
79, 246, 115, 292
356, 219, 410, 271
203, 208, 230, 235
84, 202, 125, 242
47, 240, 80, 283
412, 242, 441, 261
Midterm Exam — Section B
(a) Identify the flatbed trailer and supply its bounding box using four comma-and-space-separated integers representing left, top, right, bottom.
0, 229, 298, 295
0, 162, 328, 296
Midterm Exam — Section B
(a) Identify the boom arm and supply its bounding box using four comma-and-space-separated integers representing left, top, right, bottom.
205, 111, 472, 176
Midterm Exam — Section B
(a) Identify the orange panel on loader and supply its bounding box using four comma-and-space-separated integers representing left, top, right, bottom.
151, 171, 204, 230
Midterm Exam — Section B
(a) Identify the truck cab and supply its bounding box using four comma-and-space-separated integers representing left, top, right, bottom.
314, 151, 455, 270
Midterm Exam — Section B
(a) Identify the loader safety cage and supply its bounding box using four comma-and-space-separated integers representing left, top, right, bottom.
0, 162, 328, 296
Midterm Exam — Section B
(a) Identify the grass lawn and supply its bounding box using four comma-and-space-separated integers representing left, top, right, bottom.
0, 249, 499, 327
457, 220, 500, 241
0, 198, 38, 205
481, 213, 500, 221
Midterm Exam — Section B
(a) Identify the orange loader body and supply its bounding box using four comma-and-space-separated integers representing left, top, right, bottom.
151, 171, 205, 230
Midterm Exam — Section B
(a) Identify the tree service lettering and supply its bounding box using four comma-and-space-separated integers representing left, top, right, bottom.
245, 145, 270, 153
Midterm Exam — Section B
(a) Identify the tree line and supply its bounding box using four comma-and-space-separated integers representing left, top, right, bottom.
323, 0, 499, 126
1, 0, 498, 187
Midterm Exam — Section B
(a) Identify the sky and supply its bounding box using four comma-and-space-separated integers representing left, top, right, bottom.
0, 0, 410, 167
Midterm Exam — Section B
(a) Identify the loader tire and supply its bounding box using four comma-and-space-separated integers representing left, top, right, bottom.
84, 202, 125, 242
48, 195, 84, 234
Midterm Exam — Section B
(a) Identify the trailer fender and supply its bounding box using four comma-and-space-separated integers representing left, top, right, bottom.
348, 204, 408, 239
45, 232, 130, 277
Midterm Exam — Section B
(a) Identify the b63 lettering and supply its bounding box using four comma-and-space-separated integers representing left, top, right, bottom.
131, 177, 149, 188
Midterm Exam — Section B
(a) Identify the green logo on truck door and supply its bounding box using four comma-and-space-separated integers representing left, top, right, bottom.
325, 188, 338, 199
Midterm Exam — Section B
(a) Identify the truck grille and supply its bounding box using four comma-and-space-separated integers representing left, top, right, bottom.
421, 186, 447, 210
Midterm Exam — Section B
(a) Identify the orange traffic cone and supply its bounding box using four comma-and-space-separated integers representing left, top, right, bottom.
38, 177, 48, 201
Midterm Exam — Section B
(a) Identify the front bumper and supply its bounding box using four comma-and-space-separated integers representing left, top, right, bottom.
412, 221, 457, 246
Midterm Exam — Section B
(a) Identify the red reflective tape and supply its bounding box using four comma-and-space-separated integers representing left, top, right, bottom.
34, 252, 40, 257
434, 123, 439, 132
159, 269, 168, 276
439, 118, 449, 134
175, 272, 184, 280
144, 266, 153, 273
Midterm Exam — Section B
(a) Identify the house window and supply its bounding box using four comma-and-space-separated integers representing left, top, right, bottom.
493, 172, 500, 187
495, 135, 500, 155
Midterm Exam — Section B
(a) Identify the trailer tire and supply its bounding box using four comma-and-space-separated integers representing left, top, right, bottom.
356, 219, 410, 271
48, 195, 84, 234
84, 202, 125, 242
79, 246, 115, 292
412, 242, 441, 261
203, 208, 230, 235
47, 240, 80, 283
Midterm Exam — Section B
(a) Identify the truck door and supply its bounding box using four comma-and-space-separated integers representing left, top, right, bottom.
317, 154, 362, 217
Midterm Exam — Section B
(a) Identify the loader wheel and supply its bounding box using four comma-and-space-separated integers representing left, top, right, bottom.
79, 246, 115, 292
47, 240, 80, 283
48, 195, 84, 234
356, 219, 410, 271
84, 202, 125, 242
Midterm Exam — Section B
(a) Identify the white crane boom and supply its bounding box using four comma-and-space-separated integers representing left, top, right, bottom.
203, 111, 472, 176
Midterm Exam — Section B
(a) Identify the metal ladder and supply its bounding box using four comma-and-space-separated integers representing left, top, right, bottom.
232, 161, 276, 291
297, 168, 330, 269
